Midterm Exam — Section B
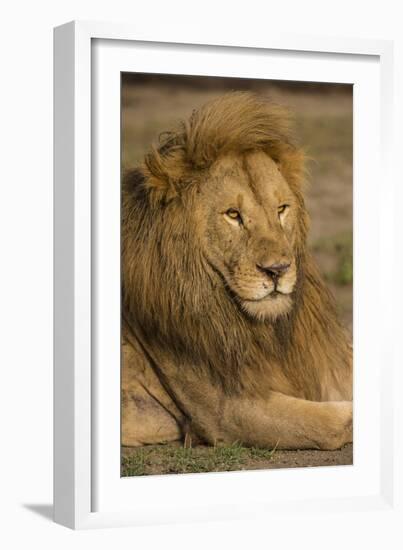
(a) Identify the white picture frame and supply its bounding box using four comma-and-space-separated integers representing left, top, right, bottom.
54, 20, 398, 530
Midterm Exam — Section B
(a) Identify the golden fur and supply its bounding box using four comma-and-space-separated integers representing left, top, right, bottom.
122, 92, 353, 450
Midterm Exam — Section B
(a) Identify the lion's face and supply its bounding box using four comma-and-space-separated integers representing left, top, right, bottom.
197, 150, 300, 321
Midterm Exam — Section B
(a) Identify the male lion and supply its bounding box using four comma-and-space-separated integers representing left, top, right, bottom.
122, 92, 352, 451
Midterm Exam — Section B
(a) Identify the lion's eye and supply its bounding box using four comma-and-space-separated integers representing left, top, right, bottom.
278, 204, 289, 215
225, 208, 243, 224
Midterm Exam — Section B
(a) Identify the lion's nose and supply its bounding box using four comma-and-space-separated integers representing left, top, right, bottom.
257, 262, 290, 281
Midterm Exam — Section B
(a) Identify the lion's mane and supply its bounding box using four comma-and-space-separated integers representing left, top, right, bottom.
122, 92, 351, 400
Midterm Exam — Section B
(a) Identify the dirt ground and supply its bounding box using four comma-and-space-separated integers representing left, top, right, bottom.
122, 443, 353, 476
121, 75, 353, 475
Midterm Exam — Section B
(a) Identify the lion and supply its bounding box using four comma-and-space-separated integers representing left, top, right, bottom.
122, 91, 353, 452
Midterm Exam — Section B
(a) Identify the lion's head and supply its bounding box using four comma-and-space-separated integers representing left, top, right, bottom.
130, 92, 308, 322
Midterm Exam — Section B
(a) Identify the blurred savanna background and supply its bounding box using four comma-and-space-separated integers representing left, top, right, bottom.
121, 73, 353, 476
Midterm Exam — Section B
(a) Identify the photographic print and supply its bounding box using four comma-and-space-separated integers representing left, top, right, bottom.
121, 74, 353, 477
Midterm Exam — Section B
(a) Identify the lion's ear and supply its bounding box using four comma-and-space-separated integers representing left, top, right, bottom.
143, 147, 187, 203
143, 172, 179, 203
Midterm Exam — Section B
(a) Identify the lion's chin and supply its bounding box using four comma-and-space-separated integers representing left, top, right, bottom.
240, 293, 293, 321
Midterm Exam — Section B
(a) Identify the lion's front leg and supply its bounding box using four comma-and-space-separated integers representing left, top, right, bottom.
226, 392, 353, 450
177, 385, 353, 450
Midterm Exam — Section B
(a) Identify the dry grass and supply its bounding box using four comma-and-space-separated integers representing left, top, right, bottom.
121, 443, 277, 476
